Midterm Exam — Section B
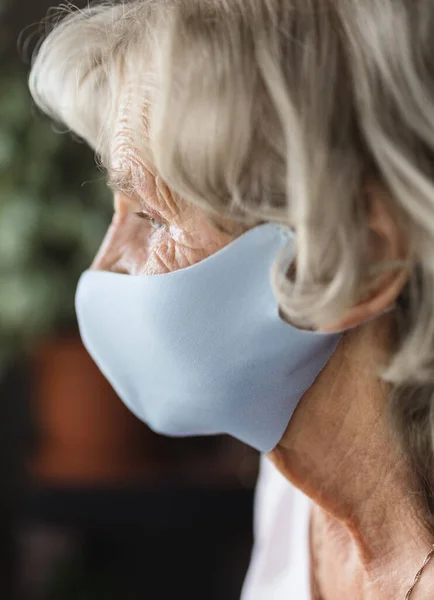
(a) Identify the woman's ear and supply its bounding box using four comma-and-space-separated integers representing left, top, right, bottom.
319, 184, 410, 333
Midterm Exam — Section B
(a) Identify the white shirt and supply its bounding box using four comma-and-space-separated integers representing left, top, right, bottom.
241, 456, 312, 600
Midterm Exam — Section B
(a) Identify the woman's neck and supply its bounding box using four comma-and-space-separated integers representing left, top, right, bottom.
269, 316, 434, 597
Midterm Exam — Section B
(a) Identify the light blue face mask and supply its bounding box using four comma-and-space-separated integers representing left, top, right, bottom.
75, 224, 341, 453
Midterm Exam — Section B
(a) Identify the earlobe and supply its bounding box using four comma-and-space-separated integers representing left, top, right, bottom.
318, 268, 408, 333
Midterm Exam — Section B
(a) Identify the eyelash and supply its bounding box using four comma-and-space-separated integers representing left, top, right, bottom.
134, 211, 165, 230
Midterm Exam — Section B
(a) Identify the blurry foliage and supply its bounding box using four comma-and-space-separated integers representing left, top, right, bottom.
0, 15, 5, 58
0, 64, 112, 373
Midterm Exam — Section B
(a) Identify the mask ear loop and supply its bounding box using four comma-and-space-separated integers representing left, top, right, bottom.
328, 259, 412, 334
277, 295, 398, 336
325, 302, 397, 335
273, 235, 405, 335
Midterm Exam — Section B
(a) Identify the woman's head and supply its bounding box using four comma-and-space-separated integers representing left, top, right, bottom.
29, 0, 434, 522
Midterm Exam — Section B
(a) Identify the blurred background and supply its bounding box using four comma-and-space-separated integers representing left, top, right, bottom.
0, 1, 259, 598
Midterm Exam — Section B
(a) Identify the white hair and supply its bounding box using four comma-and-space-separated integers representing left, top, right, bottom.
29, 0, 434, 525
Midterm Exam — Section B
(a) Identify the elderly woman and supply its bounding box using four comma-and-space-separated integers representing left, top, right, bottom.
28, 1, 434, 598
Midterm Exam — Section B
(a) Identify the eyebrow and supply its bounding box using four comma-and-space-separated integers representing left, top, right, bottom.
106, 166, 244, 237
106, 169, 137, 196
106, 166, 172, 221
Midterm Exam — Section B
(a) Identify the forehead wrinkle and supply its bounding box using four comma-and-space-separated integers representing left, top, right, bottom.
109, 87, 153, 168
108, 120, 181, 216
106, 77, 156, 187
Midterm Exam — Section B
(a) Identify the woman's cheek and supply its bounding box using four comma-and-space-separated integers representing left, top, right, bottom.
142, 234, 211, 275
168, 219, 232, 256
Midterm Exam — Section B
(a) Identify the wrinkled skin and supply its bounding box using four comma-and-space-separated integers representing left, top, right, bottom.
92, 143, 235, 275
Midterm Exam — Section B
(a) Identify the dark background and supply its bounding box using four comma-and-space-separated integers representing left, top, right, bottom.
0, 2, 258, 598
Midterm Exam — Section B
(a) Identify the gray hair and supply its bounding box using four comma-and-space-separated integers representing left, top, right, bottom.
29, 0, 434, 524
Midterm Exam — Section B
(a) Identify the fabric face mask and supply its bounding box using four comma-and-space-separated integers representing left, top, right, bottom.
75, 224, 341, 453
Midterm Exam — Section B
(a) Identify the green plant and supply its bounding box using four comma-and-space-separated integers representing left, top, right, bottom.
0, 64, 112, 373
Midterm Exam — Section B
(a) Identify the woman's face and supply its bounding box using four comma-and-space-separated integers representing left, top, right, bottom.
92, 145, 235, 275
